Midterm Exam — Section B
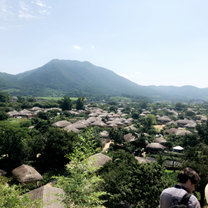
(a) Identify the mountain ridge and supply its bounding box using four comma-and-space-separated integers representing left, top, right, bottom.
1, 59, 208, 101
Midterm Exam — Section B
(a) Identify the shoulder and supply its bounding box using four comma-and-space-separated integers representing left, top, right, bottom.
160, 187, 184, 208
161, 187, 186, 196
188, 195, 201, 208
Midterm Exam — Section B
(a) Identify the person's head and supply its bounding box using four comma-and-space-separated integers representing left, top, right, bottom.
177, 167, 200, 193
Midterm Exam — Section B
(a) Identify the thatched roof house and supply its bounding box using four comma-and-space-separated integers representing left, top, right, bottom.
86, 117, 97, 123
157, 116, 171, 124
123, 133, 135, 143
166, 121, 177, 126
165, 128, 191, 136
26, 184, 65, 208
8, 109, 33, 118
176, 119, 196, 127
71, 120, 89, 129
146, 142, 165, 152
64, 125, 80, 133
87, 153, 111, 168
154, 136, 167, 145
125, 125, 137, 131
100, 130, 109, 138
12, 164, 43, 183
52, 120, 71, 128
91, 120, 107, 127
8, 110, 19, 117
135, 156, 150, 164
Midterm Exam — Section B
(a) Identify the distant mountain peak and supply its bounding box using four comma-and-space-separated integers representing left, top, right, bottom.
0, 59, 208, 101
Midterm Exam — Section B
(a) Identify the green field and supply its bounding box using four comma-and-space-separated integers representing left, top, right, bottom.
0, 118, 30, 127
37, 97, 78, 101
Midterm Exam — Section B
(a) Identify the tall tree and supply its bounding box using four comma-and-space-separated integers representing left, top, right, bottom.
56, 129, 106, 208
0, 92, 11, 103
76, 97, 85, 110
59, 96, 72, 111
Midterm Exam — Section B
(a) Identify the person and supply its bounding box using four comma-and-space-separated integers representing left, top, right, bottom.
205, 183, 208, 204
160, 167, 201, 208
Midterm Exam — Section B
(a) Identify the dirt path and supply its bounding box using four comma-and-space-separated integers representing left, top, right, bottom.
102, 140, 112, 152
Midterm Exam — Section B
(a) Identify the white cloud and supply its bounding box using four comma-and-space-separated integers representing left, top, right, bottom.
0, 0, 51, 20
90, 45, 95, 49
33, 0, 46, 8
0, 0, 15, 20
73, 45, 81, 50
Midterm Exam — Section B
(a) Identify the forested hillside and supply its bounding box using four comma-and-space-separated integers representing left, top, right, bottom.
1, 59, 208, 101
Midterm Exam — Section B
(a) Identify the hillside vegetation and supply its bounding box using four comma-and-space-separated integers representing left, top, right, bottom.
1, 59, 208, 101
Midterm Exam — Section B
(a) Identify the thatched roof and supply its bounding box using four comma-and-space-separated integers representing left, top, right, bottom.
146, 142, 165, 150
30, 107, 42, 111
176, 119, 196, 127
135, 156, 150, 164
166, 121, 177, 126
125, 125, 137, 131
52, 120, 71, 128
86, 117, 97, 123
154, 136, 167, 144
87, 153, 111, 168
185, 123, 196, 129
123, 133, 135, 142
165, 128, 191, 136
100, 130, 109, 138
19, 109, 33, 116
106, 119, 123, 127
123, 118, 133, 125
71, 120, 89, 129
157, 116, 171, 123
64, 125, 80, 133
12, 164, 43, 183
26, 184, 65, 208
8, 110, 19, 117
90, 120, 107, 127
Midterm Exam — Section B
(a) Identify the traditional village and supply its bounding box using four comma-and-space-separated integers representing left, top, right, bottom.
0, 93, 208, 207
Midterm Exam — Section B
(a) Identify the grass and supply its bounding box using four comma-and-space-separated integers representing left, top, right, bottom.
0, 118, 30, 127
37, 97, 78, 101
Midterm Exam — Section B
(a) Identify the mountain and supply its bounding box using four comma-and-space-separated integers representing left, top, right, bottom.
7, 59, 156, 97
0, 59, 208, 101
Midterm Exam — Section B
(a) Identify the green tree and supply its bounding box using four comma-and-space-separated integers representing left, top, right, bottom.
100, 150, 165, 208
109, 128, 125, 144
0, 92, 11, 103
175, 102, 186, 111
109, 105, 117, 113
0, 183, 41, 208
76, 97, 85, 110
196, 120, 208, 145
55, 129, 106, 208
183, 144, 208, 206
0, 111, 8, 121
37, 127, 78, 171
0, 125, 32, 170
59, 96, 72, 111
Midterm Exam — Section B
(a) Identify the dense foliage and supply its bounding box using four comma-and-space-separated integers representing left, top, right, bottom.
100, 150, 165, 208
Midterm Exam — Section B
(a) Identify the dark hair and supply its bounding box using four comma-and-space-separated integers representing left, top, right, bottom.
177, 167, 200, 185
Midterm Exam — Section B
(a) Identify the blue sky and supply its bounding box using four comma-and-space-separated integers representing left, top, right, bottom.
0, 0, 208, 88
